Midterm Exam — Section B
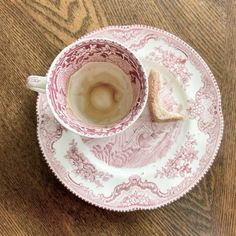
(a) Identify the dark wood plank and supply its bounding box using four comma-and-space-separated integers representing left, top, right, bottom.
0, 0, 235, 235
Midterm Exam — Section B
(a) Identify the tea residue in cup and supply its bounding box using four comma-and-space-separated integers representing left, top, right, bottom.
67, 62, 133, 126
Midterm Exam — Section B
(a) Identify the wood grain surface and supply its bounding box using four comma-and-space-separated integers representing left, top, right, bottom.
0, 0, 235, 235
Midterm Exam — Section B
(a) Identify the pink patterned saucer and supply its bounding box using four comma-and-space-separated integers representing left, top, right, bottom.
37, 25, 223, 211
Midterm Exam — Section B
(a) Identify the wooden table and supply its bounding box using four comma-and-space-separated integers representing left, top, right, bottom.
1, 1, 235, 235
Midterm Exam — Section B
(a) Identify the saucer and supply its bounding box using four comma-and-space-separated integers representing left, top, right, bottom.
37, 25, 223, 211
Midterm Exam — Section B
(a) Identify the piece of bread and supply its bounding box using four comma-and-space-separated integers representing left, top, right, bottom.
148, 69, 183, 122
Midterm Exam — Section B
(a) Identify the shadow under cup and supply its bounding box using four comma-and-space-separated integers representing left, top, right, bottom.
47, 39, 148, 138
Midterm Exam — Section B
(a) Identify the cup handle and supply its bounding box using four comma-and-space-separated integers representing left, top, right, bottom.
26, 76, 47, 93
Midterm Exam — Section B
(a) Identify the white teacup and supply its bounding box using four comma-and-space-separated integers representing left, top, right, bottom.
27, 38, 148, 138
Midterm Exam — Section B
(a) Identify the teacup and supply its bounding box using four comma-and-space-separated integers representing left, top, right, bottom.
27, 38, 148, 138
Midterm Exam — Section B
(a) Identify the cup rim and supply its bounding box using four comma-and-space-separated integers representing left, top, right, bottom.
46, 38, 148, 138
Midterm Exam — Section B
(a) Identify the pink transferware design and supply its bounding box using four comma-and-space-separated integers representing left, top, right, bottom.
46, 38, 147, 138
37, 25, 223, 211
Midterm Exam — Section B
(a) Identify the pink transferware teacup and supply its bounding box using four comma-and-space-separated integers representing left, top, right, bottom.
27, 38, 148, 138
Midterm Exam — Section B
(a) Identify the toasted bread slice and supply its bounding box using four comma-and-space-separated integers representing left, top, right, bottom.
148, 69, 183, 122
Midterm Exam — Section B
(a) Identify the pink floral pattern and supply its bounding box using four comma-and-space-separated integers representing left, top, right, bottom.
37, 96, 65, 154
120, 191, 155, 207
146, 46, 192, 88
36, 25, 223, 211
65, 140, 112, 187
155, 134, 198, 178
187, 99, 205, 119
102, 175, 168, 207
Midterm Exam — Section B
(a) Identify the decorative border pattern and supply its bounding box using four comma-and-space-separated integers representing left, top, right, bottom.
65, 139, 112, 187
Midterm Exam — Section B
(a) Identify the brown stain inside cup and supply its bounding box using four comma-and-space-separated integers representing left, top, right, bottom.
66, 62, 133, 126
89, 82, 120, 112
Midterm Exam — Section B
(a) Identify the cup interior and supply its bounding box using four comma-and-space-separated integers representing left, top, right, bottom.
47, 39, 147, 137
